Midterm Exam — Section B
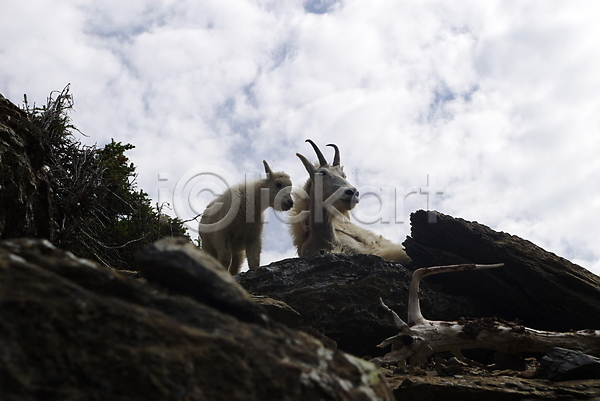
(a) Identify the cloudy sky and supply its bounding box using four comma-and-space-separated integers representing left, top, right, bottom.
1, 1, 599, 274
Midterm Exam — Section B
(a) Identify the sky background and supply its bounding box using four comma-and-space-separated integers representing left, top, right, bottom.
1, 1, 599, 274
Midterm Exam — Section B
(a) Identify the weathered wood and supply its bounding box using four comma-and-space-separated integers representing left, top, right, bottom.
377, 264, 600, 368
404, 210, 600, 331
237, 254, 492, 357
407, 264, 505, 326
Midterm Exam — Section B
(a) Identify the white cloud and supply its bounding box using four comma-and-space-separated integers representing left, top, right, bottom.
1, 0, 599, 274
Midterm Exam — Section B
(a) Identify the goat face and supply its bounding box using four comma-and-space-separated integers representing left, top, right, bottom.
297, 140, 359, 214
313, 164, 358, 212
263, 160, 294, 211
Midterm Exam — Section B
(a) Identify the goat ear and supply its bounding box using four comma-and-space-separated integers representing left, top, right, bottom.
263, 160, 274, 177
297, 153, 316, 177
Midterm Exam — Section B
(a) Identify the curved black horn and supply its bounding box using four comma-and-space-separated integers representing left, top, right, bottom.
305, 139, 328, 166
326, 143, 340, 166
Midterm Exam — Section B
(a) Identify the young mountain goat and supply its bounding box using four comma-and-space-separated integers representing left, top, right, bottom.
289, 140, 411, 264
200, 160, 293, 275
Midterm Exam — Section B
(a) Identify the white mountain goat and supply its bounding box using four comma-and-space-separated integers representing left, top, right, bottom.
289, 140, 411, 264
200, 160, 293, 275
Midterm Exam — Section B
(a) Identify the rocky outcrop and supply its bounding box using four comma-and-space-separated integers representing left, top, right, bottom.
3, 85, 600, 399
0, 238, 393, 401
238, 213, 600, 361
537, 348, 600, 382
404, 210, 600, 331
137, 237, 268, 325
0, 95, 52, 239
236, 211, 600, 400
237, 253, 493, 357
2, 223, 600, 400
386, 371, 600, 401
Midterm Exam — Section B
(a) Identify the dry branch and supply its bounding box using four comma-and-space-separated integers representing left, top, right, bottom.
377, 264, 600, 368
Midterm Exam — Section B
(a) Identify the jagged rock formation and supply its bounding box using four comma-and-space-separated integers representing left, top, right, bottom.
0, 94, 52, 239
137, 237, 268, 325
0, 238, 393, 401
237, 254, 494, 357
2, 222, 599, 399
537, 348, 600, 382
238, 212, 600, 400
404, 210, 600, 331
386, 371, 600, 401
3, 89, 600, 399
1, 90, 189, 270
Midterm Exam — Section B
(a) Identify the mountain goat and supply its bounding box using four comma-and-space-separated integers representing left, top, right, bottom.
200, 160, 293, 275
289, 140, 411, 264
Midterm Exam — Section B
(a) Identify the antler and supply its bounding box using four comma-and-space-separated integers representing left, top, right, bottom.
305, 139, 328, 166
326, 143, 340, 166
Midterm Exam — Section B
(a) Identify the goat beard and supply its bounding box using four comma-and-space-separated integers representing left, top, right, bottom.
330, 199, 355, 216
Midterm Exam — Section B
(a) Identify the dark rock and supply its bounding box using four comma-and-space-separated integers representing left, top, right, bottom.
404, 210, 600, 331
136, 237, 267, 325
537, 348, 600, 381
387, 373, 600, 400
252, 295, 302, 328
0, 238, 393, 401
237, 253, 491, 357
0, 95, 52, 239
298, 326, 338, 350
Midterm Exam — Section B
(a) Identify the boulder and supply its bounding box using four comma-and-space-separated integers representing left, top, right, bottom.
252, 295, 303, 328
136, 237, 267, 325
0, 238, 393, 401
386, 371, 600, 401
237, 253, 492, 357
537, 348, 600, 381
404, 210, 600, 331
0, 95, 52, 239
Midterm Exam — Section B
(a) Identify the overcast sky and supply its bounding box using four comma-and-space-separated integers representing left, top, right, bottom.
1, 1, 599, 274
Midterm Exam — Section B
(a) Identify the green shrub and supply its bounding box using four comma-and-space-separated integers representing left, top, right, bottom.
23, 85, 188, 269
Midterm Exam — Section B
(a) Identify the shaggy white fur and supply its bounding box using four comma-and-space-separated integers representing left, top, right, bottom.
289, 140, 411, 265
200, 160, 293, 274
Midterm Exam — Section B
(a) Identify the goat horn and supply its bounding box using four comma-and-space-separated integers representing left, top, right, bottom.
326, 143, 340, 166
305, 139, 328, 166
